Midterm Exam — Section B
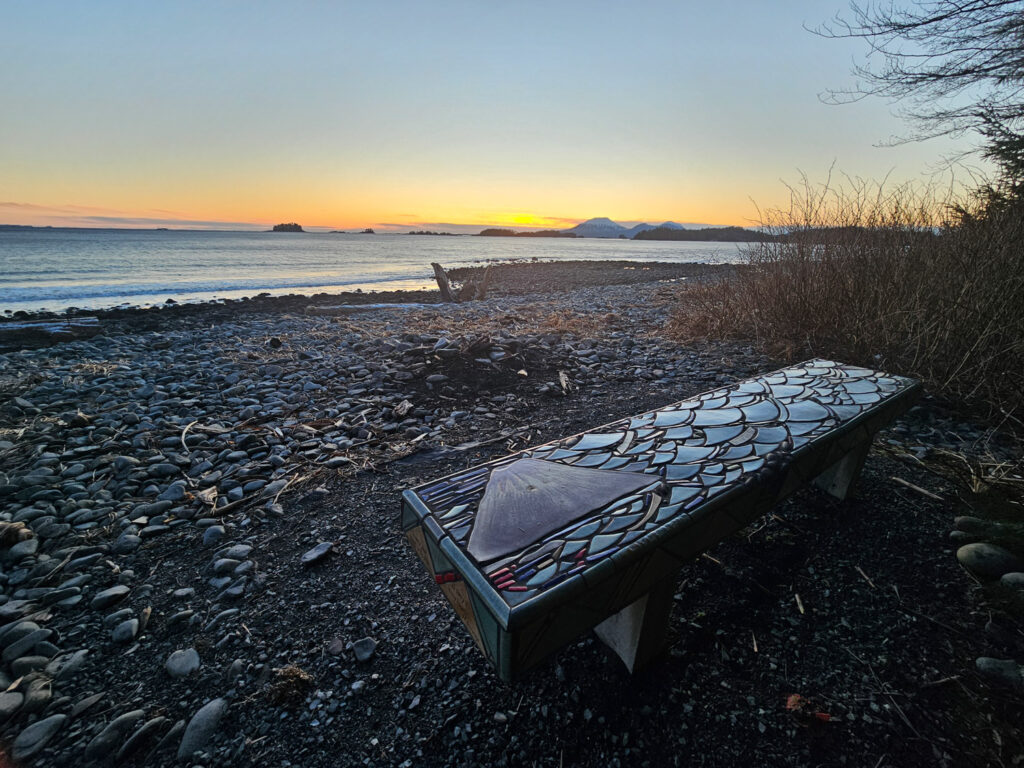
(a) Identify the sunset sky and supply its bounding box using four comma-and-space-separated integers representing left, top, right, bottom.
1, 1, 985, 232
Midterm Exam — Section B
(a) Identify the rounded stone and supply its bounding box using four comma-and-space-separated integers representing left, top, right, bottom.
976, 657, 1024, 692
111, 618, 139, 643
202, 526, 226, 547
177, 698, 227, 759
7, 538, 39, 560
301, 541, 333, 566
353, 636, 377, 663
1000, 572, 1024, 589
112, 533, 142, 554
11, 713, 67, 760
91, 585, 130, 610
957, 543, 1024, 579
116, 715, 169, 762
84, 709, 145, 760
2, 628, 53, 663
0, 690, 24, 721
954, 515, 993, 534
165, 648, 201, 678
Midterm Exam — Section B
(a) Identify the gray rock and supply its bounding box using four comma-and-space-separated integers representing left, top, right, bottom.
954, 515, 993, 534
104, 607, 134, 628
11, 713, 66, 760
7, 538, 39, 560
47, 648, 89, 681
112, 618, 139, 643
1001, 572, 1024, 589
301, 541, 333, 565
2, 628, 52, 662
0, 690, 24, 721
84, 709, 145, 760
116, 715, 168, 762
0, 620, 41, 647
202, 526, 226, 547
949, 530, 978, 544
113, 533, 142, 554
177, 698, 227, 759
156, 482, 187, 502
70, 691, 106, 718
11, 655, 50, 676
221, 544, 252, 560
165, 648, 201, 678
957, 543, 1024, 578
221, 578, 247, 599
91, 584, 130, 609
353, 636, 377, 662
976, 657, 1024, 692
21, 675, 52, 713
150, 719, 185, 761
212, 558, 240, 574
225, 659, 244, 682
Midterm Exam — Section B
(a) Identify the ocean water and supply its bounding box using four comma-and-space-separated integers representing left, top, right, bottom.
0, 229, 747, 313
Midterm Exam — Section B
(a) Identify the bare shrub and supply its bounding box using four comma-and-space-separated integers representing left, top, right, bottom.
668, 176, 1024, 423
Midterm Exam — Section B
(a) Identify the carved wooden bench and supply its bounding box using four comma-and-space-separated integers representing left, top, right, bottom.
401, 360, 921, 681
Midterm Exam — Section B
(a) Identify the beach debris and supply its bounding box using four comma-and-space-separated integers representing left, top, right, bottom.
432, 262, 460, 302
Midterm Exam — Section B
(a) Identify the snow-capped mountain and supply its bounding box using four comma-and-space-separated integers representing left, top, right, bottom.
566, 218, 687, 238
565, 217, 629, 238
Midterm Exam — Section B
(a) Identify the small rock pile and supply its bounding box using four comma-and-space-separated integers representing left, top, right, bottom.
952, 515, 1024, 691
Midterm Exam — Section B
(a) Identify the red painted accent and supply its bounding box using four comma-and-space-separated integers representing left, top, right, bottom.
506, 586, 528, 592
434, 572, 460, 584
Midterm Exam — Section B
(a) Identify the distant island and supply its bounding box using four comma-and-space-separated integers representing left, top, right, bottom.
271, 222, 304, 232
475, 218, 768, 241
634, 225, 773, 242
408, 230, 460, 236
477, 229, 578, 238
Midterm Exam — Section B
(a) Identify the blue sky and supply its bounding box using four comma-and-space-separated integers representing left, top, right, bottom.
0, 1, 986, 230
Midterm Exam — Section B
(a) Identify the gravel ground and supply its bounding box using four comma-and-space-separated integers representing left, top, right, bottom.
0, 263, 1021, 767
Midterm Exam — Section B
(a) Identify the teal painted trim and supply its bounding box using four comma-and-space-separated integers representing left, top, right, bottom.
400, 499, 419, 532
402, 490, 432, 524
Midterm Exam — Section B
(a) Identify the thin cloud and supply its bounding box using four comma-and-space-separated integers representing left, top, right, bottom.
0, 201, 261, 230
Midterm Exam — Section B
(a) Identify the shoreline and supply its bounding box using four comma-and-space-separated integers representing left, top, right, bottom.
0, 260, 736, 342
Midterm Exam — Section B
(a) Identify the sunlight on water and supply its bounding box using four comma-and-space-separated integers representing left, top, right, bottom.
0, 229, 746, 312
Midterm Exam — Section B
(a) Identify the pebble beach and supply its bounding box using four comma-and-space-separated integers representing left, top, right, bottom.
0, 261, 1021, 767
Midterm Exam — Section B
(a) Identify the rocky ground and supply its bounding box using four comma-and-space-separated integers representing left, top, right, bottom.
0, 263, 1021, 767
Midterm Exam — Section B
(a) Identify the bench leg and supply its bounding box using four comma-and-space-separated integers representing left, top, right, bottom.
593, 574, 676, 673
813, 439, 871, 501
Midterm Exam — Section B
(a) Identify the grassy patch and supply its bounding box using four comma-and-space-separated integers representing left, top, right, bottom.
668, 177, 1024, 426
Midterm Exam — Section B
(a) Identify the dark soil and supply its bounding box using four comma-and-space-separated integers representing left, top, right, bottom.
127, 377, 1021, 768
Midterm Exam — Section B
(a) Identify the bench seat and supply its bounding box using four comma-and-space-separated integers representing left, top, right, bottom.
401, 359, 921, 681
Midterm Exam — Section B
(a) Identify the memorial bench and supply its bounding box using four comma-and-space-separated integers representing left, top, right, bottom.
401, 360, 921, 681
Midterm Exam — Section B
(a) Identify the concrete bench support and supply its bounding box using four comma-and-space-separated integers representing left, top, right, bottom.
594, 571, 677, 673
813, 438, 871, 500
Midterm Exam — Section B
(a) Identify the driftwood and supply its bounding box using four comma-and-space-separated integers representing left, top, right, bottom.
433, 263, 491, 303
431, 263, 459, 303
0, 317, 101, 350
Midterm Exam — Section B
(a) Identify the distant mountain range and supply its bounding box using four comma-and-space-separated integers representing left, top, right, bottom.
564, 217, 687, 238
475, 217, 770, 242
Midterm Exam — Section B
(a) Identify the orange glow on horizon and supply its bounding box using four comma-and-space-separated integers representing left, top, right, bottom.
0, 198, 765, 232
